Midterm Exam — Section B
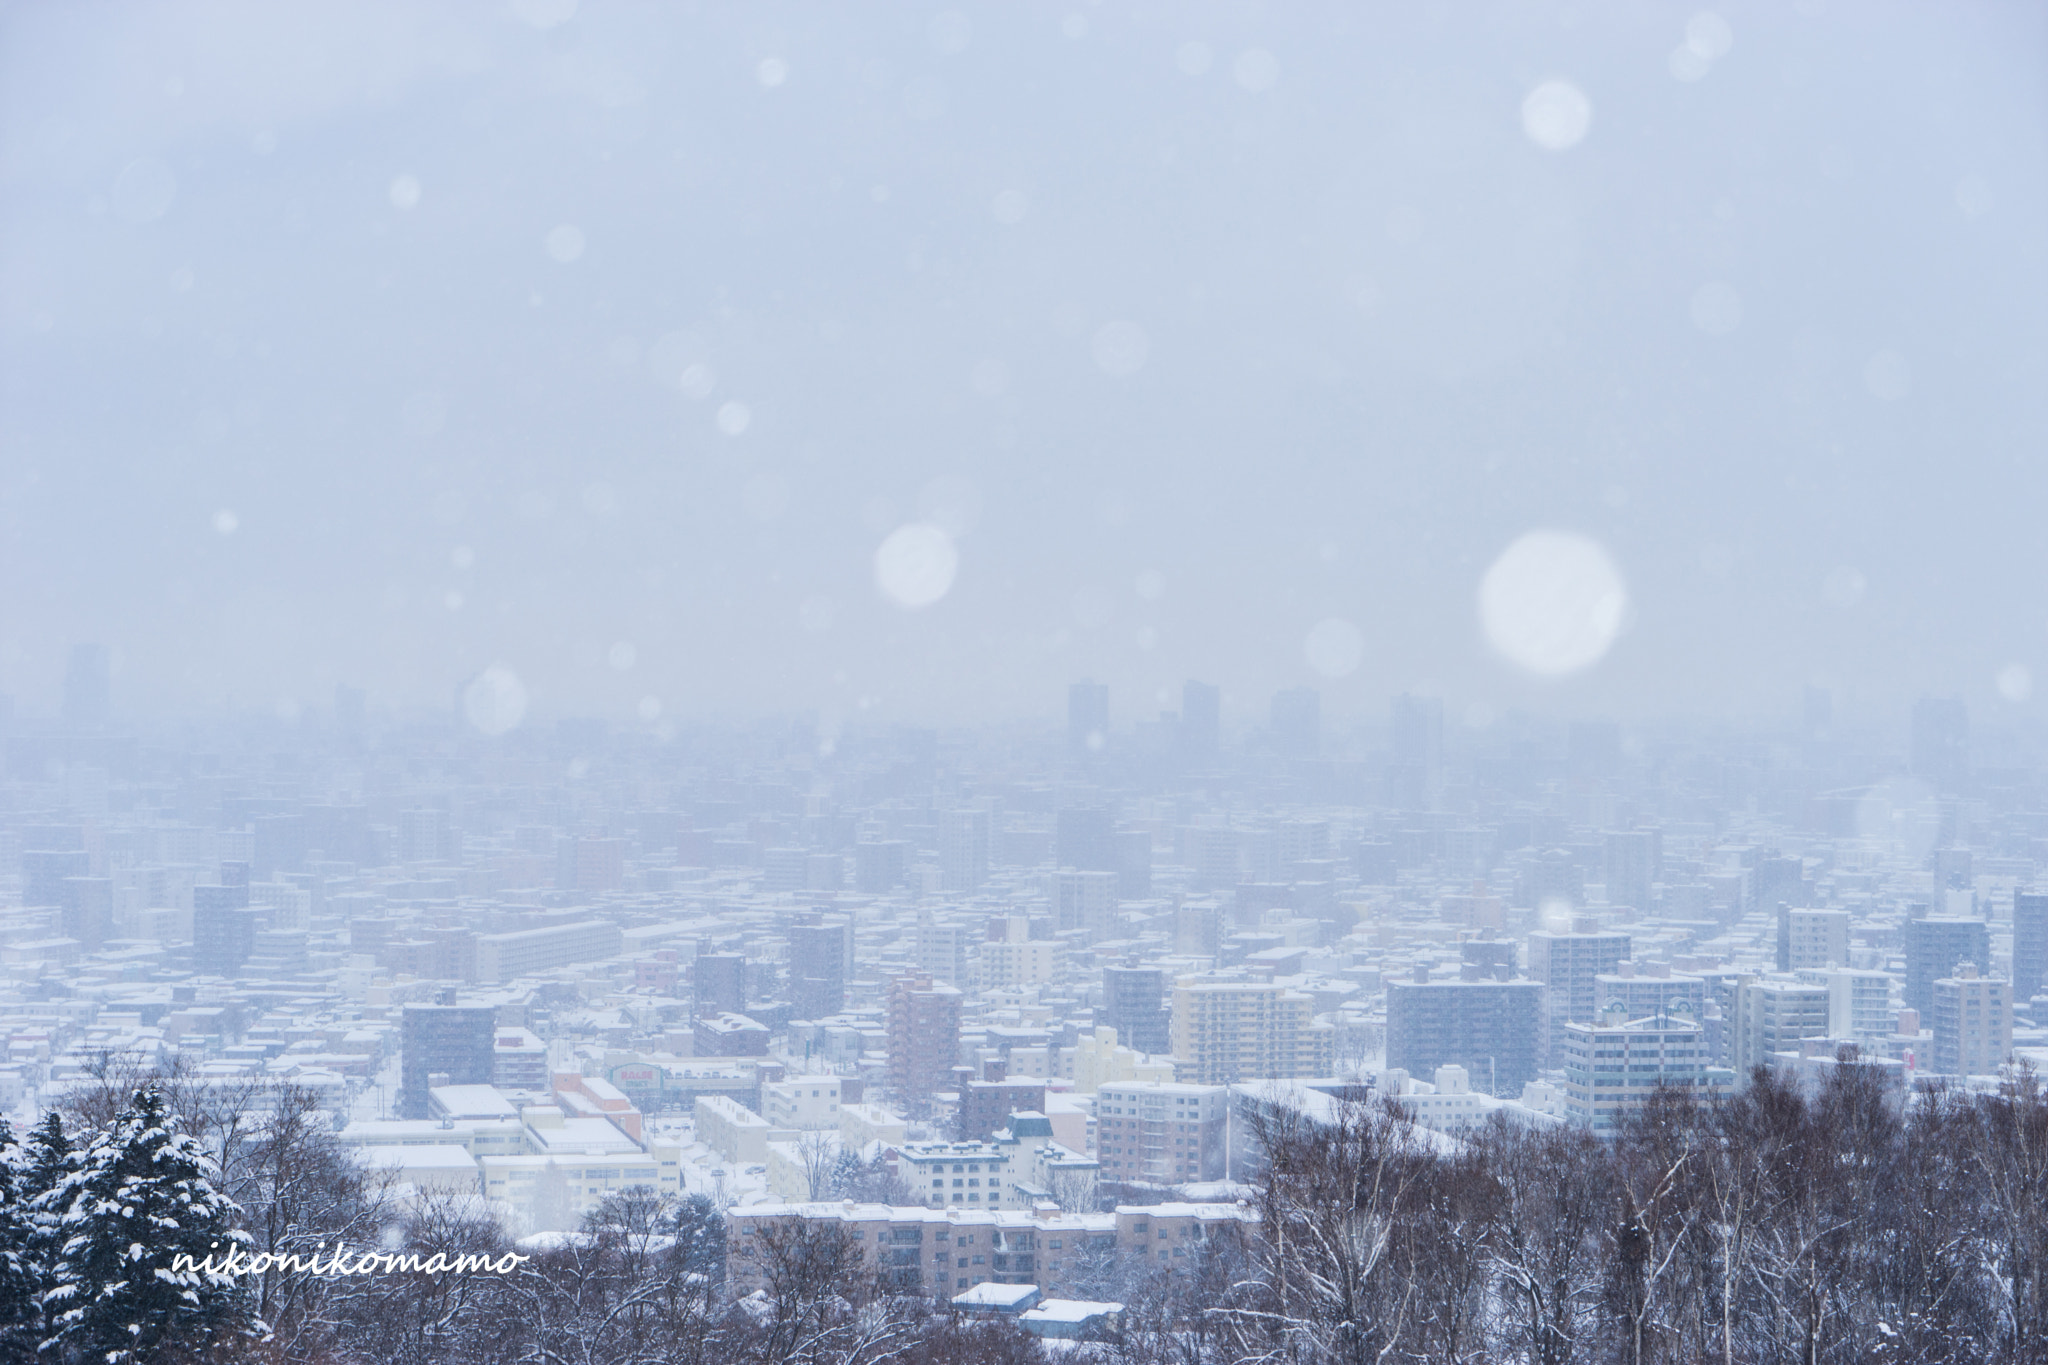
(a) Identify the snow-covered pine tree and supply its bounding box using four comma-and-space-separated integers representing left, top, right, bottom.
0, 1119, 41, 1365
38, 1088, 257, 1365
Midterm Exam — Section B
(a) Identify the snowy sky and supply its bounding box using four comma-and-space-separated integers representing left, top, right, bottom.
2, 1, 2044, 732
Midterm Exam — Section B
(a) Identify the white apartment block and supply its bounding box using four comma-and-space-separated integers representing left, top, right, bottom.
695, 1094, 777, 1165
475, 921, 625, 984
983, 938, 1060, 990
1561, 1013, 1733, 1132
1798, 968, 1895, 1043
1169, 978, 1334, 1086
897, 1139, 1023, 1209
762, 1075, 847, 1129
1783, 908, 1853, 970
1093, 1081, 1228, 1184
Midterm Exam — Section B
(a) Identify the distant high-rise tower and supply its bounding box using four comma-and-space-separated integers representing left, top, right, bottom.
1180, 680, 1220, 763
1271, 687, 1320, 758
1389, 694, 1443, 810
1068, 680, 1109, 756
64, 644, 110, 730
1912, 697, 1969, 793
939, 809, 990, 891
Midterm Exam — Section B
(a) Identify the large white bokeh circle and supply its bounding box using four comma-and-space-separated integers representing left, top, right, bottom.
874, 523, 958, 609
1479, 530, 1627, 676
464, 665, 528, 735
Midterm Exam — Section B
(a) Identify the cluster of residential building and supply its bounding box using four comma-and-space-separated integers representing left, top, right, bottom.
4, 671, 2044, 1282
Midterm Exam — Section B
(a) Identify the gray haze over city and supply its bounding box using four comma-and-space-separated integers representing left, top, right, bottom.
5, 1, 2045, 730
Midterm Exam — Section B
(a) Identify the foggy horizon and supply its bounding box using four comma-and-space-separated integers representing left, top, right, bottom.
6, 1, 2047, 729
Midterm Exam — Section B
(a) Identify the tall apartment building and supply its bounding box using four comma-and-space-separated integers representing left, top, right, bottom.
1527, 930, 1631, 1066
1169, 978, 1333, 1085
888, 974, 964, 1115
940, 809, 990, 892
1385, 979, 1543, 1097
1932, 965, 2011, 1077
1051, 870, 1118, 938
1776, 907, 1852, 972
399, 1002, 497, 1119
1797, 968, 1895, 1043
192, 880, 257, 977
2014, 891, 2048, 1007
1733, 978, 1831, 1076
1101, 966, 1170, 1056
1905, 918, 1991, 1018
789, 919, 854, 1020
1603, 828, 1661, 914
915, 919, 972, 986
1094, 1081, 1228, 1184
1561, 1011, 1732, 1132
